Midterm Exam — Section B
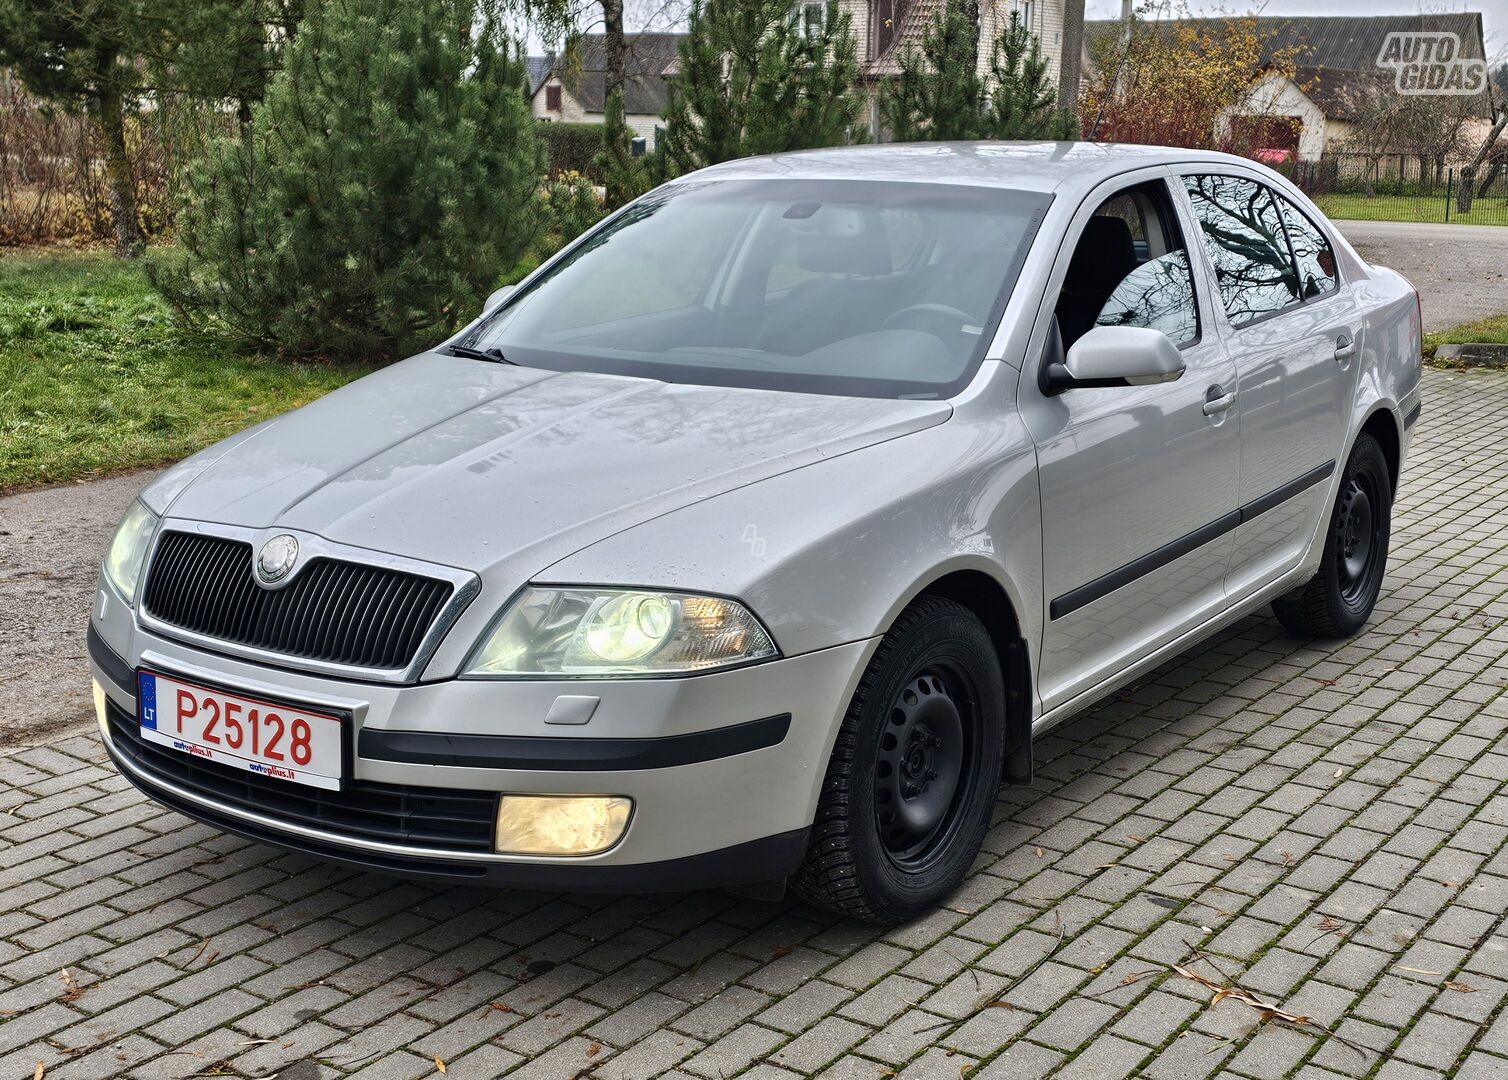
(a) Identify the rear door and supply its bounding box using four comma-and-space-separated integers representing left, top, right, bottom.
1175, 171, 1358, 595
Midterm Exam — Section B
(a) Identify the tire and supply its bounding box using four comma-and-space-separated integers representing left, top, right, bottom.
793, 595, 1006, 924
1272, 432, 1392, 638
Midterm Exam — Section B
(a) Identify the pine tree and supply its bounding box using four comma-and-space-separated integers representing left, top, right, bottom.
0, 0, 149, 256
987, 10, 1079, 139
150, 0, 542, 361
147, 0, 305, 128
879, 0, 986, 143
598, 88, 651, 207
880, 3, 1078, 143
659, 0, 866, 176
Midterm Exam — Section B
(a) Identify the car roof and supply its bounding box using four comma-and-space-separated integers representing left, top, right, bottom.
680, 141, 1268, 197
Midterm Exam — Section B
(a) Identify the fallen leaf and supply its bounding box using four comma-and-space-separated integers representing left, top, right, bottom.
1333, 768, 1344, 779
1445, 980, 1476, 993
435, 1056, 446, 1074
587, 1042, 602, 1057
34, 1064, 43, 1080
58, 970, 86, 1004
1169, 963, 1369, 1058
771, 944, 797, 960
1034, 847, 1044, 858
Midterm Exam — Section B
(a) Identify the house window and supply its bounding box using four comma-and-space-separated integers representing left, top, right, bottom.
796, 1, 824, 36
1012, 0, 1035, 30
874, 0, 900, 58
545, 84, 562, 112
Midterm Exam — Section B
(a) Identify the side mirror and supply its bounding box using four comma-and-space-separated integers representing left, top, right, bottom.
483, 284, 515, 314
1044, 325, 1185, 394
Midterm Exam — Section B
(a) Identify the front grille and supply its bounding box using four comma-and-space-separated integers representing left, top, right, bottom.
106, 701, 498, 853
142, 531, 454, 671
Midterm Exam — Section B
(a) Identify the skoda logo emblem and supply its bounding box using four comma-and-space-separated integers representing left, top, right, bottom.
256, 534, 299, 585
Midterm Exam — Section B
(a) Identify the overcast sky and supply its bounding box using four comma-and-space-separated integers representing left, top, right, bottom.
1082, 0, 1508, 63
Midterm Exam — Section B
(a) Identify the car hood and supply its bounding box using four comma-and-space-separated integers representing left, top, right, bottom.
163, 353, 951, 574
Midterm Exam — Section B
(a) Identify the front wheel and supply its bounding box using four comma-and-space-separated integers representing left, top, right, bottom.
1272, 432, 1392, 638
793, 596, 1005, 923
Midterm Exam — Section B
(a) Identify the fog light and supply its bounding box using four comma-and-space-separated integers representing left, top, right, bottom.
495, 794, 632, 855
92, 679, 110, 741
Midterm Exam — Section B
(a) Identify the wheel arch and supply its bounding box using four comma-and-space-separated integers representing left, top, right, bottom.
1358, 404, 1403, 494
907, 566, 1034, 785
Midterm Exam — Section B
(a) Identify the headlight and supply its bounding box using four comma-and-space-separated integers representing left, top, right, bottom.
103, 500, 158, 604
465, 587, 778, 677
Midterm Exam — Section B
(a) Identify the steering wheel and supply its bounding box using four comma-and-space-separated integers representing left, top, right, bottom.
881, 303, 975, 338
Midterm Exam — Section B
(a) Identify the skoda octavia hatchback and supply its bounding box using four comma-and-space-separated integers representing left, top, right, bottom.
90, 143, 1421, 922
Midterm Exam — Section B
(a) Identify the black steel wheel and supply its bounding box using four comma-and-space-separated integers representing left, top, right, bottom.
873, 664, 979, 873
1273, 432, 1392, 638
794, 596, 1006, 924
1335, 471, 1383, 606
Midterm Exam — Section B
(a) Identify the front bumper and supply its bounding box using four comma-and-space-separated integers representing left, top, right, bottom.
89, 618, 872, 889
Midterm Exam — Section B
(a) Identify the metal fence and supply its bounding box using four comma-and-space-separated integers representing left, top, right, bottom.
1273, 152, 1508, 225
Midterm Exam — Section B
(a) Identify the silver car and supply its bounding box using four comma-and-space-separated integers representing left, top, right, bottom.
89, 143, 1421, 922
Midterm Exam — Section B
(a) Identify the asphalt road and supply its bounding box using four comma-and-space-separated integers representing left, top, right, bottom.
0, 472, 145, 745
2, 220, 1505, 744
1334, 219, 1508, 332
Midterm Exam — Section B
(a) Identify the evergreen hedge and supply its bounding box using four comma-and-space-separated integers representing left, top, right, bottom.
540, 122, 606, 180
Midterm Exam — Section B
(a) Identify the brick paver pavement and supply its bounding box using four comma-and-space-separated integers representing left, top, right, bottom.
2, 366, 1506, 1080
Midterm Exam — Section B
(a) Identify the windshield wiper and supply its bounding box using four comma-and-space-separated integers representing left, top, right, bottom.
446, 343, 513, 364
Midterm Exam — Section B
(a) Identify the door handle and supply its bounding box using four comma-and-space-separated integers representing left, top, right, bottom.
1335, 335, 1357, 362
1203, 387, 1236, 416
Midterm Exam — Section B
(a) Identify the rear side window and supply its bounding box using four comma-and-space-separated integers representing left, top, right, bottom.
1183, 175, 1301, 327
1274, 194, 1338, 299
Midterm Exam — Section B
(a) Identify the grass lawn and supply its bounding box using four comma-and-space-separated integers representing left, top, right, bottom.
1424, 312, 1508, 353
1318, 193, 1508, 226
0, 249, 372, 492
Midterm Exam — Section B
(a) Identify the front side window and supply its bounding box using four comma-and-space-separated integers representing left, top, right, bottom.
1055, 180, 1198, 349
465, 178, 1050, 399
1274, 194, 1338, 299
1183, 174, 1300, 327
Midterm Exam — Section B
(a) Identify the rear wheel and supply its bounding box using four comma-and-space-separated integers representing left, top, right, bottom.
1272, 432, 1392, 638
793, 596, 1005, 924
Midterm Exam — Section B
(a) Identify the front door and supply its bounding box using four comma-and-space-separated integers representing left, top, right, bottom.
1020, 173, 1241, 715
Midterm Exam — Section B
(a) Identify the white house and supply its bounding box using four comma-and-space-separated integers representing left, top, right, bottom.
529, 33, 684, 152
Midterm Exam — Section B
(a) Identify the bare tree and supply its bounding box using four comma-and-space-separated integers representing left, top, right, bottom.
1458, 82, 1506, 213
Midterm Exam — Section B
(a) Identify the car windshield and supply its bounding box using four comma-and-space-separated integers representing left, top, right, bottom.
463, 178, 1051, 399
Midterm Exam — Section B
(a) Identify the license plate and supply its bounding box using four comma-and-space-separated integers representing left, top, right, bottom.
137, 671, 344, 791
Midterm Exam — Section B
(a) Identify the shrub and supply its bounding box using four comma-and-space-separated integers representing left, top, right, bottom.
150, 0, 542, 361
539, 122, 605, 180
540, 170, 605, 253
